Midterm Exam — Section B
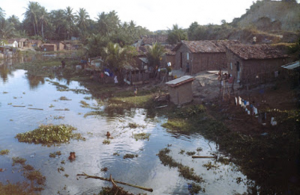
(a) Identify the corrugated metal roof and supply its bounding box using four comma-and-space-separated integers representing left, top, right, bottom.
165, 75, 194, 87
226, 44, 288, 60
139, 57, 148, 64
172, 40, 239, 53
281, 61, 300, 70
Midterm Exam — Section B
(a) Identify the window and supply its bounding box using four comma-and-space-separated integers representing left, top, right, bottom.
230, 62, 232, 70
187, 53, 189, 60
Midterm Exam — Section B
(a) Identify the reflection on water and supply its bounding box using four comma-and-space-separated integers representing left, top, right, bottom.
0, 68, 250, 195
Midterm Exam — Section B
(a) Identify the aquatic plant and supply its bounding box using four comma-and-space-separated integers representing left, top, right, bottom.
12, 157, 27, 166
59, 96, 71, 101
23, 165, 34, 171
133, 133, 151, 141
49, 153, 56, 158
196, 147, 203, 152
158, 148, 204, 185
0, 181, 37, 195
113, 152, 120, 156
186, 151, 196, 156
123, 154, 138, 159
203, 161, 219, 170
24, 170, 46, 185
179, 149, 185, 154
188, 182, 204, 195
0, 149, 9, 155
80, 100, 90, 108
103, 139, 110, 145
15, 124, 85, 145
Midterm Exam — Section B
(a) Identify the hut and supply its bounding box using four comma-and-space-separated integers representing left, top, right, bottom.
42, 44, 57, 51
165, 75, 194, 105
225, 44, 289, 86
172, 40, 239, 74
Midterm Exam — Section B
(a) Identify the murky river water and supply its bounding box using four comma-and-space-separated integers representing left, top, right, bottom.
0, 62, 250, 194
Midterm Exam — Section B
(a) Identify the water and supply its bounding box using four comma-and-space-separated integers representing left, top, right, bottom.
0, 66, 249, 194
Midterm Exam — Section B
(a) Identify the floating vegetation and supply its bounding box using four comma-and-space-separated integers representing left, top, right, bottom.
13, 97, 17, 99
113, 152, 120, 156
217, 157, 231, 165
12, 157, 27, 166
133, 133, 151, 141
49, 104, 55, 108
158, 148, 204, 186
61, 160, 65, 164
54, 108, 70, 111
123, 154, 138, 159
0, 149, 9, 155
84, 96, 91, 100
3, 91, 8, 94
103, 139, 110, 145
23, 164, 34, 171
188, 182, 204, 195
0, 181, 40, 194
7, 103, 12, 105
203, 161, 219, 170
54, 116, 65, 120
15, 124, 85, 145
196, 147, 203, 152
80, 100, 90, 108
84, 111, 103, 118
64, 174, 69, 178
49, 151, 61, 158
186, 151, 196, 156
28, 108, 43, 110
128, 122, 145, 129
59, 96, 71, 101
101, 167, 108, 172
10, 119, 13, 121
161, 118, 190, 133
57, 166, 65, 173
24, 170, 46, 185
12, 105, 26, 107
179, 149, 185, 154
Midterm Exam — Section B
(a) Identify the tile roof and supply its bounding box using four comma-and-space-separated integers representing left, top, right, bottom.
172, 40, 239, 53
226, 44, 288, 60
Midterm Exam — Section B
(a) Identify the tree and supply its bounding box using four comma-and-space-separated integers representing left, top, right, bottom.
64, 6, 75, 39
96, 10, 120, 36
85, 33, 109, 57
166, 24, 187, 44
187, 22, 199, 40
39, 7, 48, 39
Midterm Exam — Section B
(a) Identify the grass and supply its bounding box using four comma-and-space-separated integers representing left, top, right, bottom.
15, 124, 85, 145
0, 149, 9, 155
0, 182, 38, 195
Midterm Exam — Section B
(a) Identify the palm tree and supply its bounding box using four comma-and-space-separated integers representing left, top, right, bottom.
146, 42, 166, 77
103, 42, 127, 70
24, 2, 41, 36
75, 8, 90, 36
0, 18, 15, 39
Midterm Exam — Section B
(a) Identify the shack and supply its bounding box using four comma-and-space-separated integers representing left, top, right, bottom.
165, 75, 194, 105
225, 44, 289, 85
172, 40, 239, 74
42, 44, 57, 51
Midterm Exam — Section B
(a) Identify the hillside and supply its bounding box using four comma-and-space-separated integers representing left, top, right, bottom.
233, 1, 300, 32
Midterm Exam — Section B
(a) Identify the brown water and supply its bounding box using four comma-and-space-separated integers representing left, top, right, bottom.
0, 64, 251, 194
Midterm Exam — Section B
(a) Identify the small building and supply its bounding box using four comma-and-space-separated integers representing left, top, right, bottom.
165, 75, 194, 105
28, 39, 43, 48
4, 39, 18, 48
225, 44, 289, 85
42, 44, 57, 51
172, 40, 239, 74
15, 38, 29, 48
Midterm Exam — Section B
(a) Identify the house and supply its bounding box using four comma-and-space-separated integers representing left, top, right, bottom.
225, 44, 289, 85
172, 40, 239, 74
4, 39, 18, 48
161, 48, 176, 69
42, 44, 57, 51
15, 38, 29, 48
165, 75, 194, 105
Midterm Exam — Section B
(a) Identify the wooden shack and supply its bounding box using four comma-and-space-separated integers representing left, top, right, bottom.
42, 44, 57, 51
172, 40, 239, 74
165, 75, 194, 105
225, 44, 289, 85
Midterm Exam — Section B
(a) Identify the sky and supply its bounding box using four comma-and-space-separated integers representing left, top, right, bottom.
1, 0, 299, 31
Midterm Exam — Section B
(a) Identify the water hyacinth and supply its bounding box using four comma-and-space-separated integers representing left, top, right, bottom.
15, 124, 85, 145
